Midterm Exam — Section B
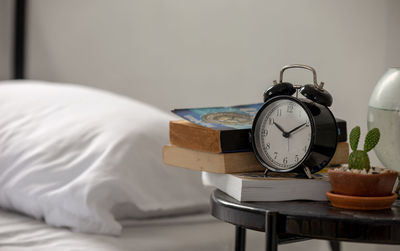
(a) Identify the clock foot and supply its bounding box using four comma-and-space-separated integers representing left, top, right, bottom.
303, 166, 313, 179
264, 169, 270, 177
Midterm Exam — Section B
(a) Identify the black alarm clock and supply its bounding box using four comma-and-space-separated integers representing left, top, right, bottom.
251, 64, 338, 178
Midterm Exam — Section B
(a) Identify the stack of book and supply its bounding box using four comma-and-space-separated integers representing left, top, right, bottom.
162, 105, 349, 202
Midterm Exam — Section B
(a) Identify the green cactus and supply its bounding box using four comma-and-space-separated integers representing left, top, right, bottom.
348, 126, 380, 172
364, 128, 380, 153
348, 150, 370, 171
349, 126, 360, 151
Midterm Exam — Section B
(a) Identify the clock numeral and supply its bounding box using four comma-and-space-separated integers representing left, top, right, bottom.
283, 157, 288, 164
268, 118, 274, 125
261, 129, 268, 136
306, 122, 310, 127
295, 155, 299, 162
265, 143, 270, 150
287, 103, 294, 113
304, 145, 308, 152
276, 109, 282, 117
274, 152, 278, 159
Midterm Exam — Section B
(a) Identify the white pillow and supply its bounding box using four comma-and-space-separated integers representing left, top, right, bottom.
0, 80, 210, 235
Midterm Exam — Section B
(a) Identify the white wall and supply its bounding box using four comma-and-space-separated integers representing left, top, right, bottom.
27, 0, 400, 163
27, 0, 398, 120
24, 2, 400, 250
386, 0, 400, 68
0, 0, 12, 80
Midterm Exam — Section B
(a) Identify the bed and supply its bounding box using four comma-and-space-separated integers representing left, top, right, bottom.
1, 2, 268, 249
0, 79, 273, 251
0, 81, 269, 250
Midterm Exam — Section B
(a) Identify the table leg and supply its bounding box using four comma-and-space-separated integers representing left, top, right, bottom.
265, 212, 278, 251
329, 240, 341, 251
235, 226, 246, 251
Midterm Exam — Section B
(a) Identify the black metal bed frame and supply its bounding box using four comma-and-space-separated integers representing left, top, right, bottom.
13, 0, 27, 79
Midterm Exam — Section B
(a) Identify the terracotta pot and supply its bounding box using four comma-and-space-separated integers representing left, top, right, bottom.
328, 168, 398, 197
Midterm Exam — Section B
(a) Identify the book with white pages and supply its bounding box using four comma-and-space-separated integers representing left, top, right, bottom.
201, 171, 331, 202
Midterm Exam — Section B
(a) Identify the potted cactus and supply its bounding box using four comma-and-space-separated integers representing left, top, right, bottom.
327, 126, 398, 210
348, 126, 379, 173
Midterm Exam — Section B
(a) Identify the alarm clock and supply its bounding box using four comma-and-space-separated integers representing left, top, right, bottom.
251, 64, 337, 177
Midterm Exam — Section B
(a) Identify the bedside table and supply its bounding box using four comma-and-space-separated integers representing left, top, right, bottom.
211, 189, 400, 251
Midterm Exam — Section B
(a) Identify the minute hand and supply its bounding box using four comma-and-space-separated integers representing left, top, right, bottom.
287, 123, 307, 135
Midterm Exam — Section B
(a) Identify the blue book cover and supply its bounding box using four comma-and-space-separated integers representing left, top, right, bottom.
172, 103, 263, 130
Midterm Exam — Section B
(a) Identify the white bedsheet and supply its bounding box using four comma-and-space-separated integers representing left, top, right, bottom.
0, 208, 265, 251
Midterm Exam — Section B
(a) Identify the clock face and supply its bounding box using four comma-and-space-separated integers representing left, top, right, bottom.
253, 98, 313, 171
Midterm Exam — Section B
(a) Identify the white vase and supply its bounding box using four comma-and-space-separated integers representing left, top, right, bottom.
368, 68, 400, 172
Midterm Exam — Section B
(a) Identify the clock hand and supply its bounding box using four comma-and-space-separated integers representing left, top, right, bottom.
287, 123, 307, 135
273, 121, 290, 138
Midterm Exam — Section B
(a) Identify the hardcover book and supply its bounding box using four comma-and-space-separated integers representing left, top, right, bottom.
171, 104, 347, 153
163, 142, 349, 174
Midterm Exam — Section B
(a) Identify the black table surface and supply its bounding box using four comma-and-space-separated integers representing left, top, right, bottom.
211, 189, 400, 244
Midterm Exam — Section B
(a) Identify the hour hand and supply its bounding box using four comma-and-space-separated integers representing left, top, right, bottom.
273, 122, 289, 138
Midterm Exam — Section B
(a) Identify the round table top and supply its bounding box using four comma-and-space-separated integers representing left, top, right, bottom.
211, 189, 400, 244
